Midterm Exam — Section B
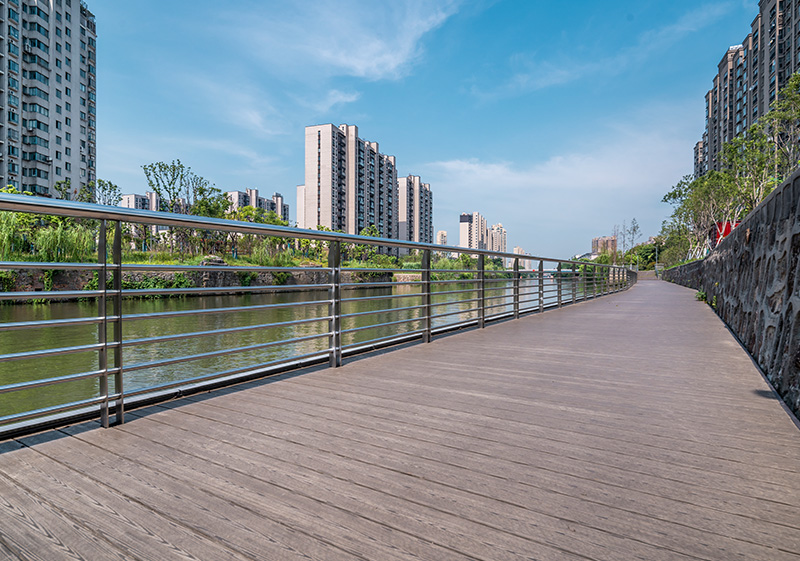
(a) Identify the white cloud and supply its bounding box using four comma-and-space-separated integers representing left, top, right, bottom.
420, 101, 698, 257
223, 0, 461, 81
474, 2, 734, 99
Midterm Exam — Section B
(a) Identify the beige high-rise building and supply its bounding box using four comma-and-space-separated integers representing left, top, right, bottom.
459, 212, 487, 250
0, 1, 98, 199
398, 174, 433, 244
592, 236, 617, 254
297, 124, 397, 238
436, 230, 447, 245
489, 223, 507, 254
696, 0, 798, 174
513, 246, 533, 270
227, 189, 289, 221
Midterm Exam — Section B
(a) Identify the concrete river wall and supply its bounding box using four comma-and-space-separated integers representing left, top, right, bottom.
663, 169, 800, 418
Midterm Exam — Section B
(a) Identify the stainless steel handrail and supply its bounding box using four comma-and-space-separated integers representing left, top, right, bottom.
0, 195, 636, 436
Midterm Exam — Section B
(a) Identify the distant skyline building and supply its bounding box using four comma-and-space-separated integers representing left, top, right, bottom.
513, 246, 533, 269
489, 223, 507, 254
696, 1, 796, 174
121, 192, 159, 212
459, 211, 487, 250
592, 235, 617, 255
0, 1, 98, 199
226, 189, 289, 222
397, 174, 433, 245
297, 123, 397, 239
436, 230, 447, 245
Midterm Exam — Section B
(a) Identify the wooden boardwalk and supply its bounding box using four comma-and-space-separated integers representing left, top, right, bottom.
2, 279, 800, 560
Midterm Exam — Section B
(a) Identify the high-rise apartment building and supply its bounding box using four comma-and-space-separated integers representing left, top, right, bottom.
297, 124, 397, 238
489, 223, 507, 254
226, 188, 289, 221
459, 211, 487, 250
0, 0, 97, 199
592, 236, 617, 254
697, 0, 798, 174
436, 230, 447, 245
397, 174, 433, 245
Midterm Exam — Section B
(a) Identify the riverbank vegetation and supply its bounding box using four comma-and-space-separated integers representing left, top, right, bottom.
658, 73, 800, 267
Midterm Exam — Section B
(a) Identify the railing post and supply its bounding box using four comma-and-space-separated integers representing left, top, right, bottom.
580, 264, 586, 301
557, 263, 562, 308
112, 221, 124, 425
422, 249, 432, 343
538, 260, 544, 313
571, 263, 576, 303
513, 258, 520, 319
98, 220, 108, 428
478, 254, 485, 328
328, 240, 341, 367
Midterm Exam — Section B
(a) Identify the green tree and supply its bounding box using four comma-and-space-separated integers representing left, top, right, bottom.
721, 124, 777, 213
92, 179, 122, 206
142, 160, 187, 213
53, 179, 72, 201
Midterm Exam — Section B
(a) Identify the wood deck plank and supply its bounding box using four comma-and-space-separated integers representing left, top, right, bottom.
1, 280, 799, 560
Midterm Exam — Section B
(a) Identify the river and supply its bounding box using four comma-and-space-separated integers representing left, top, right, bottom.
0, 278, 577, 419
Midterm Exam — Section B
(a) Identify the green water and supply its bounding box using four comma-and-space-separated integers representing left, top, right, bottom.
0, 279, 577, 419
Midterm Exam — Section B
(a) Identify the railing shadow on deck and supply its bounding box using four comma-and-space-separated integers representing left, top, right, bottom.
0, 194, 636, 438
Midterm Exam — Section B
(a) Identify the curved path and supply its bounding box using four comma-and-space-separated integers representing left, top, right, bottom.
2, 279, 799, 560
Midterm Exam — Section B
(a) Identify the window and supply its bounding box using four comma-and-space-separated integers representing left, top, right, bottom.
80, 111, 86, 120
65, 72, 71, 81
65, 132, 71, 141
8, 163, 19, 174
56, 136, 62, 145
65, 102, 71, 111
56, 74, 62, 83
56, 42, 62, 52
65, 28, 71, 37
56, 89, 62, 99
56, 105, 62, 114
8, 145, 19, 157
66, 147, 71, 156
65, 87, 71, 96
56, 167, 61, 176
56, 27, 61, 37
65, 117, 71, 126
8, 25, 19, 39
8, 8, 19, 22
56, 151, 61, 159
8, 42, 19, 56
65, 12, 70, 22
80, 40, 85, 50
8, 94, 19, 107
56, 12, 61, 22
56, 120, 62, 130
8, 60, 19, 73
8, 76, 19, 90
65, 42, 71, 52
56, 58, 62, 68
79, 84, 86, 92
65, 163, 71, 171
80, 97, 86, 106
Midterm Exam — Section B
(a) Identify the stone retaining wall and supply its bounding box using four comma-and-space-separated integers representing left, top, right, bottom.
663, 169, 800, 417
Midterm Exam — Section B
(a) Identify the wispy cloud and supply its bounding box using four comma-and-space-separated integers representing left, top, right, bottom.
221, 0, 461, 81
419, 100, 698, 256
473, 2, 733, 99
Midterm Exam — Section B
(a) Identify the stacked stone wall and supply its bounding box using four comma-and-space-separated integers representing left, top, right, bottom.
663, 169, 800, 418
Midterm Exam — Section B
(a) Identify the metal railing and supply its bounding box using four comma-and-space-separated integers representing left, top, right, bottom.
0, 194, 636, 437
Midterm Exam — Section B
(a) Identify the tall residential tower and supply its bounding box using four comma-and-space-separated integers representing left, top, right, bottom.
1, 0, 97, 198
398, 174, 433, 245
297, 124, 397, 238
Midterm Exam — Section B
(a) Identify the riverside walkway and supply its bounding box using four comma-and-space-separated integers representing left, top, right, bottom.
1, 278, 799, 560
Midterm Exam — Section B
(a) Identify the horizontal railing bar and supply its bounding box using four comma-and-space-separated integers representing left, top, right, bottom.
431, 307, 480, 320
341, 329, 426, 351
430, 297, 480, 309
121, 263, 332, 273
339, 281, 422, 289
339, 267, 410, 273
121, 299, 331, 322
0, 261, 104, 271
430, 279, 478, 286
0, 315, 107, 331
0, 342, 111, 363
124, 332, 331, 372
122, 316, 333, 348
341, 292, 422, 304
341, 317, 423, 336
0, 193, 630, 268
0, 290, 108, 301
120, 284, 331, 297
0, 368, 120, 394
0, 395, 109, 426
430, 288, 478, 297
340, 304, 426, 320
121, 351, 333, 400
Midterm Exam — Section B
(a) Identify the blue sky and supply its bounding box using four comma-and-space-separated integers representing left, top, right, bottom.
93, 0, 755, 258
